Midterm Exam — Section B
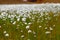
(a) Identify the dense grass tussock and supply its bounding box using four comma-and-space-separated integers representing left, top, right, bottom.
0, 10, 60, 40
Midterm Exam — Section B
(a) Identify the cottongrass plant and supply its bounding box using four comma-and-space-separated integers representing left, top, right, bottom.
0, 4, 60, 40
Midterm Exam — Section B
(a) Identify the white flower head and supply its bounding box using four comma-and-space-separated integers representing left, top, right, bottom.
27, 39, 30, 40
32, 17, 34, 20
45, 31, 51, 34
8, 15, 11, 18
1, 12, 7, 16
39, 26, 42, 28
34, 35, 36, 37
53, 25, 55, 27
28, 22, 31, 25
26, 25, 30, 29
21, 30, 23, 32
45, 12, 49, 15
24, 22, 27, 25
21, 35, 24, 38
40, 12, 44, 16
45, 27, 48, 30
12, 21, 16, 25
49, 27, 53, 31
10, 15, 15, 18
28, 30, 32, 33
17, 18, 20, 21
4, 31, 7, 34
45, 18, 48, 20
0, 26, 1, 28
5, 33, 9, 37
22, 17, 26, 22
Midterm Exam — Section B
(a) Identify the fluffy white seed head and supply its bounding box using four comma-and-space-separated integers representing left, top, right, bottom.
4, 31, 7, 34
45, 31, 51, 34
21, 30, 23, 32
26, 25, 30, 29
39, 26, 42, 28
5, 33, 9, 37
49, 27, 53, 31
27, 39, 30, 40
22, 17, 26, 22
1, 12, 7, 16
34, 35, 36, 37
24, 22, 27, 25
21, 35, 24, 38
17, 18, 20, 21
45, 27, 48, 30
28, 30, 32, 33
28, 22, 31, 25
12, 21, 16, 25
53, 25, 55, 27
0, 26, 1, 28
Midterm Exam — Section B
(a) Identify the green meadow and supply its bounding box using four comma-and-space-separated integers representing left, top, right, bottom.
0, 10, 60, 40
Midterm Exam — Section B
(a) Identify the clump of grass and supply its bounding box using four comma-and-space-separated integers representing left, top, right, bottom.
0, 10, 60, 40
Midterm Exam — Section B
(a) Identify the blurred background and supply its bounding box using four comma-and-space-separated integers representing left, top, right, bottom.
0, 0, 60, 4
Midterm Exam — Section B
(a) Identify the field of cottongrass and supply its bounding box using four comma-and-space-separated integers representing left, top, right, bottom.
0, 4, 60, 40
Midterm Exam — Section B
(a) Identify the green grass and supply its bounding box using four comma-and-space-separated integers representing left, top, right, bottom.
0, 10, 60, 40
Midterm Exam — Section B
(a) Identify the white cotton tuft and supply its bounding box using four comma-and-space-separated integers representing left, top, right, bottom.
26, 25, 30, 29
28, 30, 32, 33
22, 17, 26, 22
21, 35, 24, 38
5, 33, 9, 37
45, 31, 51, 34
